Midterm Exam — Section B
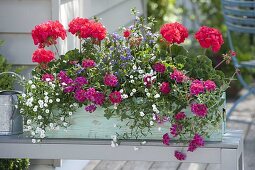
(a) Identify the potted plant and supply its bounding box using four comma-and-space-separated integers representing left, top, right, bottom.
18, 9, 236, 160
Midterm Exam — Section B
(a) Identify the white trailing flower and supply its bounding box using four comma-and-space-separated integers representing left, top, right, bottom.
138, 70, 144, 74
150, 121, 154, 126
140, 112, 145, 117
33, 107, 38, 112
130, 75, 134, 79
132, 89, 136, 93
22, 93, 26, 98
130, 80, 134, 83
56, 98, 60, 102
145, 88, 148, 92
133, 146, 139, 151
119, 89, 124, 93
132, 65, 137, 70
49, 123, 54, 128
113, 104, 118, 110
68, 112, 73, 116
63, 122, 68, 126
28, 80, 33, 84
38, 115, 42, 120
40, 133, 45, 138
154, 94, 160, 98
44, 103, 48, 107
121, 94, 128, 99
146, 93, 151, 97
32, 139, 36, 143
31, 84, 36, 89
38, 100, 44, 105
141, 141, 147, 145
27, 119, 31, 125
45, 109, 49, 113
60, 117, 64, 121
44, 92, 48, 96
49, 99, 53, 103
111, 141, 118, 148
130, 92, 134, 96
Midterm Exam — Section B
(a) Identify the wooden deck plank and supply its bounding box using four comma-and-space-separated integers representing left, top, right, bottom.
149, 162, 180, 170
177, 163, 207, 170
83, 160, 101, 170
205, 164, 220, 170
121, 161, 154, 170
243, 124, 255, 170
93, 161, 126, 170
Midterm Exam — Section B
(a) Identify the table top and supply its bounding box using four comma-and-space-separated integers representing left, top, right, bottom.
0, 130, 243, 163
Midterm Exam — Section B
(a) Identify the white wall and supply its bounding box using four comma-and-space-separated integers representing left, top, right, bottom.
0, 0, 145, 66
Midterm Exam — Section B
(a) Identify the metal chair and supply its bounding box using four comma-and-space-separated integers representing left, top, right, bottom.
221, 0, 255, 120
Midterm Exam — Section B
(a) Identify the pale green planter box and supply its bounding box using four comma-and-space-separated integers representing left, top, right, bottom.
46, 94, 226, 141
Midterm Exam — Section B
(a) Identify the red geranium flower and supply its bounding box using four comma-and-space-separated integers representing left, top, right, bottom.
123, 29, 131, 38
32, 20, 66, 48
68, 18, 106, 40
160, 22, 188, 44
68, 17, 91, 38
195, 26, 224, 53
32, 48, 55, 63
90, 21, 107, 41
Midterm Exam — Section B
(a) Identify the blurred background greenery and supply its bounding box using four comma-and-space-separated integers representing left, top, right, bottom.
147, 0, 255, 99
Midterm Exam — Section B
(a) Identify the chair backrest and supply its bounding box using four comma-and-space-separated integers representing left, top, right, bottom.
221, 0, 255, 34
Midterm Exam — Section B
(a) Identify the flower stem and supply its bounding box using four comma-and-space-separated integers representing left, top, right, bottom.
214, 60, 225, 69
203, 49, 207, 55
54, 44, 60, 57
80, 39, 82, 53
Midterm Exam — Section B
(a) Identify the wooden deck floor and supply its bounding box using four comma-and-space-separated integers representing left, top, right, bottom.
83, 90, 255, 170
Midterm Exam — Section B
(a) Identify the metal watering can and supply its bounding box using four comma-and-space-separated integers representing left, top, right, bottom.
0, 72, 23, 135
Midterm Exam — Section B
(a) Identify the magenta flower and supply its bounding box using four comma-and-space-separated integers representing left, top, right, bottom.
174, 151, 186, 160
74, 76, 88, 87
42, 73, 54, 82
191, 103, 208, 117
104, 74, 118, 87
162, 133, 170, 145
57, 71, 73, 85
170, 124, 182, 137
190, 80, 204, 95
204, 80, 216, 91
153, 62, 166, 73
109, 91, 122, 104
170, 69, 186, 83
92, 91, 105, 106
174, 112, 186, 120
160, 82, 171, 94
84, 87, 96, 101
74, 89, 86, 103
82, 59, 96, 69
85, 104, 97, 113
188, 134, 205, 152
64, 86, 75, 93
